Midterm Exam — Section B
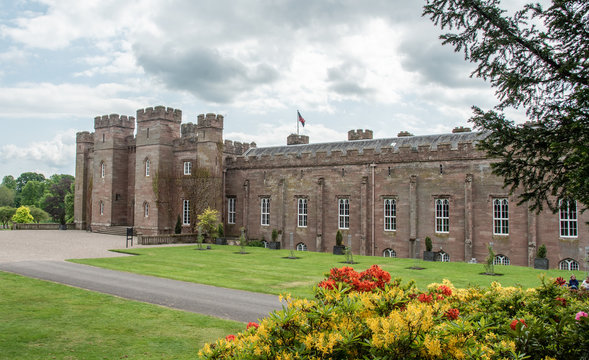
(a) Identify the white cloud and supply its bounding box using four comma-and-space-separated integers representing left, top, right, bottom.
0, 130, 75, 169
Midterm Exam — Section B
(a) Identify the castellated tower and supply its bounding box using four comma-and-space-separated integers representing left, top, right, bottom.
195, 113, 224, 214
134, 106, 182, 235
74, 131, 94, 230
91, 114, 135, 231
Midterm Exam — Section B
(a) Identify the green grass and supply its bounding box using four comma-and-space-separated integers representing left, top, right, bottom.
72, 245, 587, 299
0, 271, 243, 359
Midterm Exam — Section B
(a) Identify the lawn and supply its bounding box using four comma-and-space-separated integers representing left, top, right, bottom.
72, 245, 587, 299
0, 271, 243, 360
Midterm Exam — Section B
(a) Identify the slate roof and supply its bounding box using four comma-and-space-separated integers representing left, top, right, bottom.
243, 131, 486, 158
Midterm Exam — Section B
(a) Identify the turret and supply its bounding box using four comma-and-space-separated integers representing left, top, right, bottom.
348, 129, 373, 141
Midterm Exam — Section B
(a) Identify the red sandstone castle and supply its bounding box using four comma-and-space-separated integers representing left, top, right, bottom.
74, 105, 588, 270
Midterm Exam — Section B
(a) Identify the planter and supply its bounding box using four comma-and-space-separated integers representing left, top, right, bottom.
215, 237, 227, 245
333, 245, 346, 255
268, 241, 281, 250
59, 224, 67, 230
534, 258, 549, 270
423, 251, 435, 261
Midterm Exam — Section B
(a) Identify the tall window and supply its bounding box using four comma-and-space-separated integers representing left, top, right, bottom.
99, 201, 104, 215
261, 198, 270, 226
144, 202, 149, 217
183, 200, 190, 225
227, 198, 236, 224
559, 200, 577, 238
435, 199, 449, 233
338, 198, 349, 229
297, 198, 308, 227
100, 162, 105, 178
184, 161, 192, 175
493, 198, 509, 235
384, 199, 396, 231
145, 159, 150, 176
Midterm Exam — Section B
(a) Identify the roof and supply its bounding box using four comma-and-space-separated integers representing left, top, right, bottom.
242, 131, 485, 158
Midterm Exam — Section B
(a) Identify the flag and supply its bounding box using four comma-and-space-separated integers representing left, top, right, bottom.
297, 110, 306, 127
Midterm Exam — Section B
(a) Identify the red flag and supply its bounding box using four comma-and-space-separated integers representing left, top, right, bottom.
297, 110, 306, 127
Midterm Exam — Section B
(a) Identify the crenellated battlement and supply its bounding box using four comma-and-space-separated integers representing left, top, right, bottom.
287, 134, 309, 145
224, 140, 256, 155
94, 114, 135, 130
76, 131, 94, 143
452, 126, 471, 133
197, 113, 224, 129
181, 122, 198, 137
137, 106, 182, 123
348, 129, 373, 141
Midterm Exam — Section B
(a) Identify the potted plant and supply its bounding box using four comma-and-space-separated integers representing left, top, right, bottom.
215, 223, 227, 245
268, 229, 281, 249
333, 230, 346, 255
175, 215, 182, 234
423, 236, 435, 261
534, 244, 549, 269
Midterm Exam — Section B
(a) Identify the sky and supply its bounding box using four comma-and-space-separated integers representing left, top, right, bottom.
0, 0, 533, 181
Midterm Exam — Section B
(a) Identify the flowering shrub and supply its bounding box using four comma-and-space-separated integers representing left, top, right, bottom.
199, 265, 589, 359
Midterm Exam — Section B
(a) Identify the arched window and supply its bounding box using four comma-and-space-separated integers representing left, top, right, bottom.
145, 159, 150, 177
261, 240, 268, 248
99, 201, 104, 215
144, 202, 149, 217
296, 242, 307, 251
382, 248, 396, 257
100, 162, 105, 178
493, 254, 510, 265
438, 251, 450, 262
559, 258, 579, 271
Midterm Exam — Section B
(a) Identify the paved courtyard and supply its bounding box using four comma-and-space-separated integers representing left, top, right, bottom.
0, 230, 281, 322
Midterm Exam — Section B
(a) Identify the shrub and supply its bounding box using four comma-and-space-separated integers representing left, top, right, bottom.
537, 244, 547, 258
196, 208, 220, 238
200, 266, 589, 360
246, 240, 265, 247
217, 223, 224, 238
335, 230, 343, 246
425, 236, 433, 252
271, 229, 278, 242
174, 215, 182, 234
12, 206, 34, 224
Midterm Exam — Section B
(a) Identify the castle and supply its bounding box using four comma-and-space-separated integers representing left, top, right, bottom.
75, 106, 588, 270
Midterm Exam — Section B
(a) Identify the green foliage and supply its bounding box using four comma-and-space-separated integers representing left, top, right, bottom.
175, 215, 182, 234
41, 175, 74, 224
271, 228, 278, 242
0, 206, 16, 228
537, 244, 547, 259
1, 175, 16, 190
196, 207, 220, 238
425, 236, 433, 252
20, 180, 45, 208
423, 0, 589, 212
335, 230, 343, 246
64, 183, 75, 224
15, 172, 45, 193
216, 223, 224, 238
28, 206, 50, 223
0, 185, 15, 207
485, 244, 496, 275
12, 206, 34, 224
246, 240, 265, 247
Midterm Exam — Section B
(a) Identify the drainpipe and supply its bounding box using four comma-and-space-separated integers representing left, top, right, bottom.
370, 163, 376, 256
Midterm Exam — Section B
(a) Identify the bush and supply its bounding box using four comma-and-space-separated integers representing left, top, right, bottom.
425, 236, 433, 252
246, 240, 265, 247
12, 206, 34, 224
335, 230, 343, 246
175, 215, 182, 234
537, 244, 547, 258
217, 223, 224, 238
200, 266, 589, 360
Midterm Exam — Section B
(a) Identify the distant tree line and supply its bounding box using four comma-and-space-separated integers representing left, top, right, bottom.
0, 172, 74, 228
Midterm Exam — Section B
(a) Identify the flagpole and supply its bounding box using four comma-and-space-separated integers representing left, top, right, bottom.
297, 110, 299, 135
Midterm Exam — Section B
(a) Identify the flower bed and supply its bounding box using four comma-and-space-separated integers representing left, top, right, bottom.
199, 265, 589, 359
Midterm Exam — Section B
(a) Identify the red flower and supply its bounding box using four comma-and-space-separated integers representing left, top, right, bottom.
555, 297, 567, 307
555, 277, 566, 286
445, 308, 460, 320
247, 322, 259, 329
510, 319, 527, 330
437, 285, 452, 296
418, 293, 433, 303
225, 334, 236, 342
436, 294, 445, 301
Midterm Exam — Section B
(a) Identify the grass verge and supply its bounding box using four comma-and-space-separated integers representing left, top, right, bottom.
0, 271, 243, 359
71, 245, 586, 299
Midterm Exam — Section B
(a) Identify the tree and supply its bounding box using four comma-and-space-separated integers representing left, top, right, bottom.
41, 175, 74, 224
423, 0, 588, 212
20, 180, 46, 208
196, 207, 220, 238
12, 206, 34, 224
0, 185, 15, 207
28, 206, 50, 223
64, 183, 75, 224
1, 175, 16, 190
15, 172, 46, 193
0, 206, 16, 228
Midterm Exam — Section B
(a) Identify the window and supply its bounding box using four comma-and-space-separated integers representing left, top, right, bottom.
338, 198, 349, 229
296, 242, 307, 251
297, 198, 307, 227
493, 198, 509, 235
99, 201, 104, 215
493, 254, 510, 265
183, 200, 190, 225
227, 198, 236, 224
559, 258, 579, 271
261, 240, 268, 248
559, 200, 578, 238
383, 248, 397, 258
145, 159, 150, 177
435, 199, 449, 233
184, 161, 192, 175
261, 198, 270, 226
100, 162, 105, 179
384, 199, 396, 231
438, 251, 450, 262
144, 202, 149, 217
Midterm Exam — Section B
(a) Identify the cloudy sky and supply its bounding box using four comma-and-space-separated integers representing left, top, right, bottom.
0, 0, 532, 180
